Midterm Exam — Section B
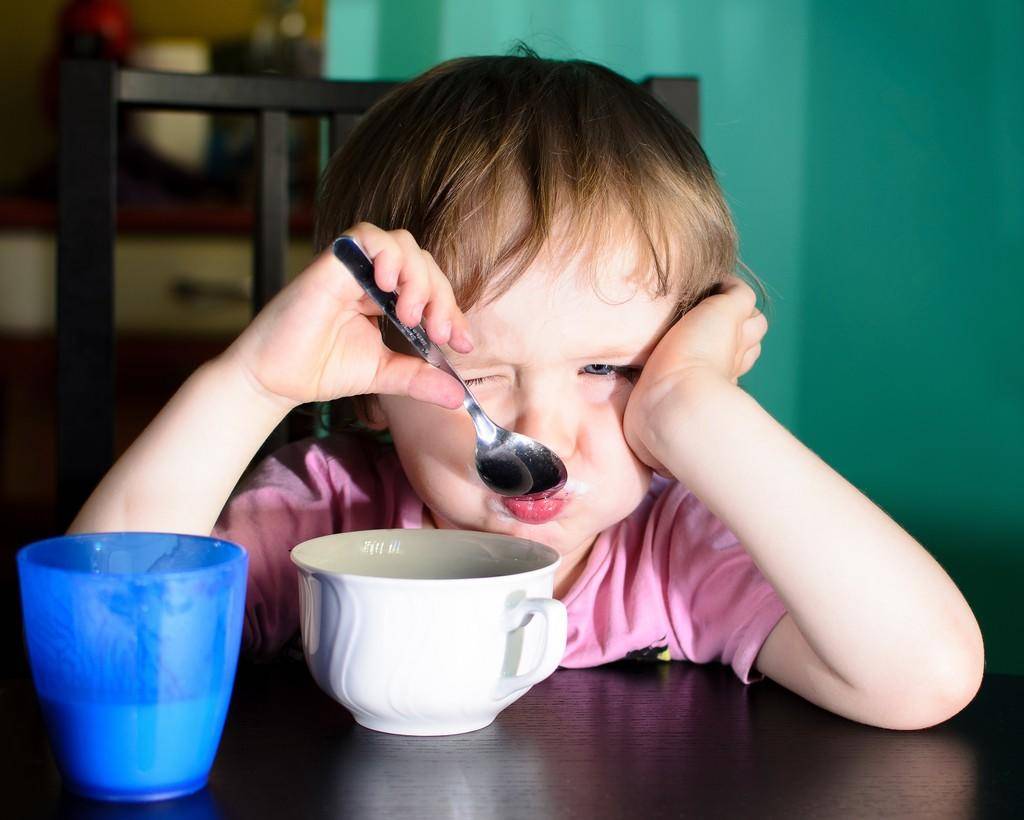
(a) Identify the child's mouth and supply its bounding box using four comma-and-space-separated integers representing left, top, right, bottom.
500, 494, 567, 524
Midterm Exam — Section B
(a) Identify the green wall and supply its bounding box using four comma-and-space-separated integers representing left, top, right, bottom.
798, 2, 1023, 674
325, 0, 1024, 673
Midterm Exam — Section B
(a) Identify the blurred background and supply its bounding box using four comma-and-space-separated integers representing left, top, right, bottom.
0, 0, 1020, 675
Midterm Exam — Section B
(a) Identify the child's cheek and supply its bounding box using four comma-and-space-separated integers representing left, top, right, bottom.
582, 378, 634, 405
470, 385, 514, 425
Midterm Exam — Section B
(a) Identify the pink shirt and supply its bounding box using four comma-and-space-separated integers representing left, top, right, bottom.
213, 434, 787, 683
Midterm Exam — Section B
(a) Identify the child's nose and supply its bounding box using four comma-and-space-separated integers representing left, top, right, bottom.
512, 395, 578, 464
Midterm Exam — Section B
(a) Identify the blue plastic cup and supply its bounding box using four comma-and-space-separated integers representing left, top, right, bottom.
17, 532, 247, 802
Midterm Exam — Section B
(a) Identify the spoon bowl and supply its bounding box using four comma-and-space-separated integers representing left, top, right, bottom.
332, 236, 568, 498
474, 428, 568, 498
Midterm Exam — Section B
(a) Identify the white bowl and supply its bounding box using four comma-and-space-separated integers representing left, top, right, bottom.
292, 529, 567, 736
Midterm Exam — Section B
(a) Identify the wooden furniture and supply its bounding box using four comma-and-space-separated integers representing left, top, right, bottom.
4, 661, 1018, 817
56, 61, 395, 526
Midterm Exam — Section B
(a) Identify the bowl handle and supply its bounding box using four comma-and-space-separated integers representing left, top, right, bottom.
494, 597, 567, 701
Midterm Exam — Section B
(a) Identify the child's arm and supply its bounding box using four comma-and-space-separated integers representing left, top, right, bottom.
68, 356, 290, 535
69, 224, 472, 536
624, 278, 984, 730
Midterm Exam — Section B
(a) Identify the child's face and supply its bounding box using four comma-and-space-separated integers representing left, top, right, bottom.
377, 242, 677, 560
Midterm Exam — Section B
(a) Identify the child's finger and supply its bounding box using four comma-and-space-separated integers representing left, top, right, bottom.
420, 256, 457, 346
737, 343, 762, 377
372, 347, 465, 409
713, 275, 758, 320
389, 229, 434, 327
742, 311, 769, 345
344, 222, 403, 292
420, 251, 474, 352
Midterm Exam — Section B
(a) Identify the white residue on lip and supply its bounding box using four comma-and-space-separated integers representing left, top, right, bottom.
479, 474, 588, 520
560, 477, 589, 497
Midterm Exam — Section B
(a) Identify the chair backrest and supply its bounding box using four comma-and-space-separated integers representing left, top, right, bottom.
55, 60, 699, 528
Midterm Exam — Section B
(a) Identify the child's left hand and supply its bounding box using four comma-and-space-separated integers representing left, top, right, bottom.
623, 275, 768, 474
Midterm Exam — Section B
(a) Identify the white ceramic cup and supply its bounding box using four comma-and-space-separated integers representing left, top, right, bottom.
291, 529, 567, 736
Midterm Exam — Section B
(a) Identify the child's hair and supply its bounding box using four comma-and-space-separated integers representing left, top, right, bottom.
313, 48, 764, 428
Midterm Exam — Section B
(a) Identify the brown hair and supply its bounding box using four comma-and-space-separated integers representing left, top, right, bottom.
313, 49, 765, 426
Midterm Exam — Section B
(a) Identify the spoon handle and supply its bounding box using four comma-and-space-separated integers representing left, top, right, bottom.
331, 236, 477, 396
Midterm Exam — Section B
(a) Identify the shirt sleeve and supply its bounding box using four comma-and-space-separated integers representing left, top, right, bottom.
212, 439, 344, 660
654, 484, 788, 683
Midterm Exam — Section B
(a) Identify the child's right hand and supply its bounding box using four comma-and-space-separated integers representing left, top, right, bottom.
223, 223, 474, 411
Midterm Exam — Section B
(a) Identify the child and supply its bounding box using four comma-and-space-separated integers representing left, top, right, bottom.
70, 53, 983, 730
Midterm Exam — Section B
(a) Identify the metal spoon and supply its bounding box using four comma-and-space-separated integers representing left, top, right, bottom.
332, 236, 568, 498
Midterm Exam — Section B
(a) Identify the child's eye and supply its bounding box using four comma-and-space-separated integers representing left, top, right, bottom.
465, 366, 641, 387
581, 364, 642, 382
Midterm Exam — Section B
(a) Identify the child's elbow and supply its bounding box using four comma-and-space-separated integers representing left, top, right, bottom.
881, 629, 985, 731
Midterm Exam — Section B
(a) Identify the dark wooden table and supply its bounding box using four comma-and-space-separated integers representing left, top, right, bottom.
3, 660, 1021, 818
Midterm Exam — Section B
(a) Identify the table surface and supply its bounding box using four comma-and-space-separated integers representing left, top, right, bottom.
3, 661, 1021, 819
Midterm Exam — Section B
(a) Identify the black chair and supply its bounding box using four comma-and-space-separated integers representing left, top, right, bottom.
55, 60, 699, 528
